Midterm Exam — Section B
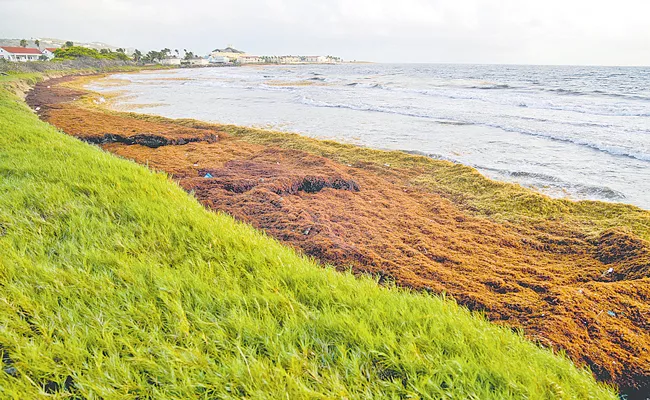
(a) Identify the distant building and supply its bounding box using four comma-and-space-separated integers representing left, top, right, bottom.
239, 55, 261, 64
304, 55, 328, 63
185, 57, 209, 66
210, 46, 245, 62
279, 56, 300, 64
0, 46, 43, 62
160, 57, 181, 65
208, 55, 229, 64
42, 48, 58, 59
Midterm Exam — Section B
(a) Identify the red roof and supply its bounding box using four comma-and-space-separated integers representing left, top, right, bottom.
0, 46, 43, 54
45, 48, 58, 52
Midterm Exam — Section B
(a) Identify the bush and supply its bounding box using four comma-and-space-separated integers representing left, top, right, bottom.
53, 46, 131, 61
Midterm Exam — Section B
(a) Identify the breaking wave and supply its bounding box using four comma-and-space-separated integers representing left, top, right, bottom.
96, 64, 650, 209
481, 167, 627, 201
299, 96, 650, 162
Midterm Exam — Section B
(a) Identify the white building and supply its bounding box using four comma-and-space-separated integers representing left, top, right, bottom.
208, 55, 229, 64
279, 56, 300, 64
210, 47, 244, 62
41, 48, 58, 59
185, 57, 209, 66
160, 57, 181, 65
0, 46, 43, 62
304, 55, 328, 63
238, 55, 261, 64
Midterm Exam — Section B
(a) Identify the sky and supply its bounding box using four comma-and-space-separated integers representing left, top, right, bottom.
2, 0, 649, 65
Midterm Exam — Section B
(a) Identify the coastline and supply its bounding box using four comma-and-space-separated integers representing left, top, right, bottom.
3, 69, 620, 398
87, 65, 650, 209
26, 72, 650, 395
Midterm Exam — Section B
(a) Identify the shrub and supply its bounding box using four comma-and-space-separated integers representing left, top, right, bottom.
53, 46, 131, 61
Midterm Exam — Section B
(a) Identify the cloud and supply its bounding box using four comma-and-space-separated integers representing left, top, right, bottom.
2, 0, 649, 65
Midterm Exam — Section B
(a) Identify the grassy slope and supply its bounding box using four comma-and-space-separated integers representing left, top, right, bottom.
0, 76, 616, 399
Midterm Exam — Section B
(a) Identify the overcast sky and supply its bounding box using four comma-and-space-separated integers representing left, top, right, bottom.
2, 0, 649, 65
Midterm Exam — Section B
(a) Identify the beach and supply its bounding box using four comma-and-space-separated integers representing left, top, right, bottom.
88, 64, 650, 209
26, 73, 650, 396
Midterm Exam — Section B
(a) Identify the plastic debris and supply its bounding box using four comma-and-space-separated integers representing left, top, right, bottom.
607, 311, 616, 317
204, 173, 213, 178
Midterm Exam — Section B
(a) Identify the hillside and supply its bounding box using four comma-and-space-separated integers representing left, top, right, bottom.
0, 37, 129, 53
0, 73, 618, 398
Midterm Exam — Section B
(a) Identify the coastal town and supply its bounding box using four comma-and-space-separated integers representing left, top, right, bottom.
0, 38, 342, 66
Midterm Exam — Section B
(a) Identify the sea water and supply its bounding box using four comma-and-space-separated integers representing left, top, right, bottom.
91, 64, 650, 209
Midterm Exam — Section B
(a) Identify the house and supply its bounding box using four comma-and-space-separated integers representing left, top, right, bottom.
279, 56, 300, 64
186, 57, 209, 66
41, 48, 58, 59
238, 55, 261, 64
0, 46, 43, 62
304, 55, 328, 63
210, 47, 244, 62
160, 57, 181, 65
208, 55, 229, 64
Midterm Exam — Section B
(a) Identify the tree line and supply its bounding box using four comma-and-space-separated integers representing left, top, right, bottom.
15, 39, 199, 64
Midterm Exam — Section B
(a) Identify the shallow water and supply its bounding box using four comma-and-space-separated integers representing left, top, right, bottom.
90, 64, 650, 209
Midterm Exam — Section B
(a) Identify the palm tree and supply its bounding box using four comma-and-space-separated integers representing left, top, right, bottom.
144, 51, 157, 63
133, 49, 142, 62
35, 39, 40, 49
19, 39, 28, 47
64, 41, 74, 48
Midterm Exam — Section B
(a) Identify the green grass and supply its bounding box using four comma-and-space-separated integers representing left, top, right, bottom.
0, 74, 617, 399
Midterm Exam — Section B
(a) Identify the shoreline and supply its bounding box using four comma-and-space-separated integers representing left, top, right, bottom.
26, 73, 650, 396
89, 67, 650, 210
77, 71, 646, 209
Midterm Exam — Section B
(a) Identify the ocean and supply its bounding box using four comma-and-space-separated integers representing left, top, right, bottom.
91, 64, 650, 209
